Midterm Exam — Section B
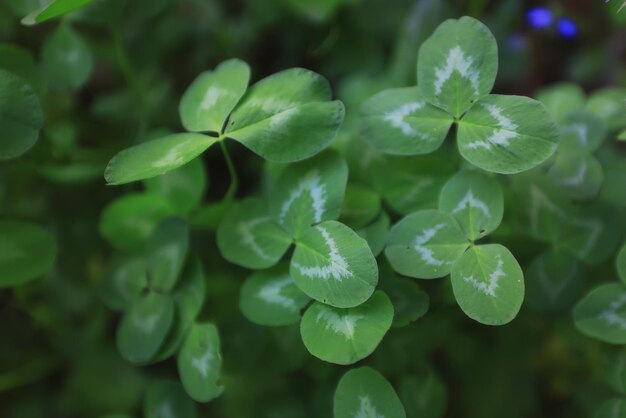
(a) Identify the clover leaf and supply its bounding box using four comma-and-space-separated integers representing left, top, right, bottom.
385, 172, 525, 325
360, 16, 558, 174
144, 380, 197, 418
574, 283, 626, 344
450, 244, 524, 325
0, 220, 57, 287
300, 291, 393, 364
105, 61, 344, 185
239, 263, 311, 326
291, 220, 378, 308
176, 322, 224, 403
0, 69, 44, 160
334, 366, 406, 418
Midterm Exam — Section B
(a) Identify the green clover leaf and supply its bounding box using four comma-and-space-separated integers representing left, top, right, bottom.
360, 17, 558, 174
216, 197, 293, 269
574, 283, 626, 344
291, 220, 378, 308
450, 244, 524, 325
300, 291, 393, 364
105, 62, 344, 185
116, 292, 175, 364
269, 150, 348, 238
0, 69, 44, 160
143, 380, 197, 418
334, 366, 406, 418
177, 322, 224, 403
0, 220, 57, 287
385, 210, 469, 279
240, 263, 311, 326
417, 16, 498, 118
438, 170, 503, 241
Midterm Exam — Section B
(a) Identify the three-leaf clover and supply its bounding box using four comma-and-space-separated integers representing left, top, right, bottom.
361, 16, 559, 174
386, 170, 524, 325
105, 59, 345, 185
218, 150, 379, 309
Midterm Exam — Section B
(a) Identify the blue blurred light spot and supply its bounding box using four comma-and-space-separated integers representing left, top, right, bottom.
527, 7, 553, 28
557, 18, 578, 39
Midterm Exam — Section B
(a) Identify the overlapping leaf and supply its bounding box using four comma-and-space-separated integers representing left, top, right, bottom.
450, 244, 524, 325
269, 150, 348, 237
240, 264, 311, 326
216, 198, 292, 269
360, 87, 453, 155
385, 210, 469, 279
438, 170, 503, 241
179, 59, 250, 134
457, 95, 558, 174
290, 220, 378, 308
300, 291, 393, 364
177, 322, 223, 402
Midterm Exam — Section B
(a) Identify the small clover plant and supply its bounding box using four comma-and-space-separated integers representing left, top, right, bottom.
104, 59, 345, 185
361, 16, 559, 174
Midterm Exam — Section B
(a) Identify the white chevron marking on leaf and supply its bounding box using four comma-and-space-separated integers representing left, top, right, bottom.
257, 276, 298, 312
383, 102, 433, 140
414, 223, 446, 266
462, 255, 505, 297
599, 293, 626, 330
238, 216, 273, 260
133, 312, 160, 334
452, 189, 491, 218
191, 344, 215, 378
466, 104, 518, 150
316, 308, 364, 339
280, 170, 326, 224
354, 396, 384, 418
293, 226, 352, 280
434, 46, 480, 96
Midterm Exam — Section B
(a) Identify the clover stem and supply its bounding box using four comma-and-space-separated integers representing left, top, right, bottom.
219, 140, 238, 201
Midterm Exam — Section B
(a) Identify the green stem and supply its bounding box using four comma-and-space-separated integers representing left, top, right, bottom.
219, 140, 238, 201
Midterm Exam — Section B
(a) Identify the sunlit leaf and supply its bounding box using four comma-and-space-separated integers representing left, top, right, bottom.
105, 133, 216, 185
179, 59, 250, 134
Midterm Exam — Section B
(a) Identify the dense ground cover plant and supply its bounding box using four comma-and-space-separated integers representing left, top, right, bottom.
0, 1, 625, 417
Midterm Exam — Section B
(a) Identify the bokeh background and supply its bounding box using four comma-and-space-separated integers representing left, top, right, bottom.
0, 1, 625, 417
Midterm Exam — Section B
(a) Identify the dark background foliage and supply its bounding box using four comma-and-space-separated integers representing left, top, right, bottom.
0, 0, 624, 417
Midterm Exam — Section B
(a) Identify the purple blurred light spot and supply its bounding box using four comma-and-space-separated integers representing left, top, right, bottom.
557, 18, 578, 39
527, 7, 553, 28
